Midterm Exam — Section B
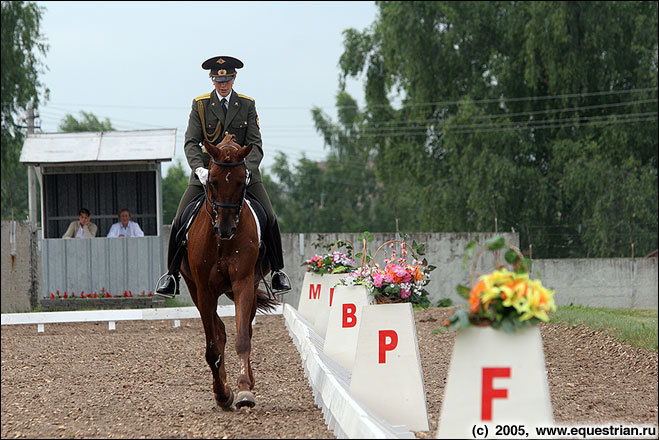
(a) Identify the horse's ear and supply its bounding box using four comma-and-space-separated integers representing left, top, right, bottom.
203, 139, 220, 158
236, 143, 254, 161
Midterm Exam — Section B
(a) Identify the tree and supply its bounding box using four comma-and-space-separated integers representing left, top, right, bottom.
161, 160, 188, 225
329, 1, 657, 257
1, 1, 49, 220
58, 111, 114, 132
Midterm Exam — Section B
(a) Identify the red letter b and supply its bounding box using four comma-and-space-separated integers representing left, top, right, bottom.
342, 303, 356, 328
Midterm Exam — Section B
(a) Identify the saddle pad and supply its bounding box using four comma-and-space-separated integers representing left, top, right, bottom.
245, 193, 268, 244
176, 191, 205, 244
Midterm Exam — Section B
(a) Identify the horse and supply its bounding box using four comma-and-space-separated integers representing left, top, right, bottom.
179, 133, 279, 410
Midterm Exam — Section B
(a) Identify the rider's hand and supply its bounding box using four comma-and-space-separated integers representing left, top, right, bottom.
195, 167, 209, 185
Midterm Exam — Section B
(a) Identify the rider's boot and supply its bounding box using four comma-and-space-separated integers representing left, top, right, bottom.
266, 218, 291, 294
155, 222, 184, 298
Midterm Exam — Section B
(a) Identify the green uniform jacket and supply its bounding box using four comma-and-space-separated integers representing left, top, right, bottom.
184, 89, 264, 186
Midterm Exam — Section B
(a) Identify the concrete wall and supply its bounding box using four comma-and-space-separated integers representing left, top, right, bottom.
1, 221, 39, 312
3, 221, 657, 312
532, 258, 658, 309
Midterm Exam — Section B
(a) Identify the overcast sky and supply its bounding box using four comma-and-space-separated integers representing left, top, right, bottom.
35, 1, 378, 176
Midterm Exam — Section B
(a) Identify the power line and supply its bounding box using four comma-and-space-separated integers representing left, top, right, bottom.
25, 86, 658, 112
334, 87, 659, 109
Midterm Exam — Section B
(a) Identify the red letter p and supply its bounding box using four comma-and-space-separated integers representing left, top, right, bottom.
378, 330, 398, 364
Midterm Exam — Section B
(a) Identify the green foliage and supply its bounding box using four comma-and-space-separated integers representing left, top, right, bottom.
58, 111, 114, 132
436, 297, 453, 308
270, 1, 658, 259
1, 1, 49, 220
162, 160, 189, 225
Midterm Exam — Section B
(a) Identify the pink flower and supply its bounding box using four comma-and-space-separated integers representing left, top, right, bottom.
384, 272, 395, 284
372, 271, 384, 288
400, 286, 411, 299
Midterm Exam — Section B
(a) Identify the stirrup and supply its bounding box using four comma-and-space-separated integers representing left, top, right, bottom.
154, 273, 178, 299
271, 271, 292, 294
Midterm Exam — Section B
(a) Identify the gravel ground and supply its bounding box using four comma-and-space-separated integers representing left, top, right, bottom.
2, 307, 657, 438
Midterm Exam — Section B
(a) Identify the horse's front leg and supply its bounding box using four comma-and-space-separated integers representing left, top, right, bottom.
232, 277, 258, 409
198, 293, 233, 410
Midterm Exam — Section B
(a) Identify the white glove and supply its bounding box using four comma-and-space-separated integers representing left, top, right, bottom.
195, 167, 209, 185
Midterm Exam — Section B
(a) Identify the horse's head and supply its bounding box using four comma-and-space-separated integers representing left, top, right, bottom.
203, 134, 253, 239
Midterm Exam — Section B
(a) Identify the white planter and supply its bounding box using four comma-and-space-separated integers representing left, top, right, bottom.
323, 285, 373, 371
436, 325, 553, 438
349, 303, 430, 432
296, 272, 341, 324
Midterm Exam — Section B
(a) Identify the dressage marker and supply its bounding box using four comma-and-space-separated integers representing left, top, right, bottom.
322, 285, 372, 371
436, 325, 553, 438
312, 274, 347, 338
297, 272, 342, 324
349, 303, 430, 432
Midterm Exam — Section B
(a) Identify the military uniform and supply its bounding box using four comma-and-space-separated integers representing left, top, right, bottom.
156, 55, 290, 297
174, 89, 268, 221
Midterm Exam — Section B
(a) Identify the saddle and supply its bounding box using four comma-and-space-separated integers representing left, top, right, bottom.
174, 190, 268, 256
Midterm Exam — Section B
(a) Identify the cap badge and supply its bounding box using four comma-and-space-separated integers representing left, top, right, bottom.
217, 58, 225, 64
218, 69, 227, 75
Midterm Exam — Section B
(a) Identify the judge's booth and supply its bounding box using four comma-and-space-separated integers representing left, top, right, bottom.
20, 129, 176, 298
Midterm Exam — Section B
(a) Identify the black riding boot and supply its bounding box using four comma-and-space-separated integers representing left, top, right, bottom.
265, 218, 291, 293
155, 222, 184, 298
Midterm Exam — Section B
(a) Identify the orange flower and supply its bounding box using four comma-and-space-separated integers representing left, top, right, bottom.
469, 280, 487, 313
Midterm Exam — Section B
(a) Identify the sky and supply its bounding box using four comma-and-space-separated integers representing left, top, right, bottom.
34, 1, 378, 176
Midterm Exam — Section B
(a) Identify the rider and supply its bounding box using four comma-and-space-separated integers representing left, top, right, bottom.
155, 55, 291, 297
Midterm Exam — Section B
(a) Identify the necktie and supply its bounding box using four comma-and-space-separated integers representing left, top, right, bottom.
220, 98, 227, 117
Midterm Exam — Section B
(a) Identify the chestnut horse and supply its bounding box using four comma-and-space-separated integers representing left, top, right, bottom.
180, 133, 278, 410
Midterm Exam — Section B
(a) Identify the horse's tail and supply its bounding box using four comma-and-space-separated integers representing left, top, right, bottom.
255, 288, 280, 313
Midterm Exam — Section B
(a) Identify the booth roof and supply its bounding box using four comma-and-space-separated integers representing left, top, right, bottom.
19, 129, 176, 165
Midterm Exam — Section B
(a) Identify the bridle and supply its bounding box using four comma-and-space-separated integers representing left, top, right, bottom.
203, 144, 251, 238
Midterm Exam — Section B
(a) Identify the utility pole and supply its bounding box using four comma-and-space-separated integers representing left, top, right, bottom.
27, 99, 38, 228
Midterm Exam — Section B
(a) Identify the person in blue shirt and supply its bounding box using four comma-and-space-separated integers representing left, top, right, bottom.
107, 209, 144, 238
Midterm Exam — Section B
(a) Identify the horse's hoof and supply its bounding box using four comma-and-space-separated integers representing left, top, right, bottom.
234, 390, 256, 409
216, 388, 234, 411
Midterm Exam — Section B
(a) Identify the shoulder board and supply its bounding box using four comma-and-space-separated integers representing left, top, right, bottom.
237, 93, 254, 102
194, 92, 211, 102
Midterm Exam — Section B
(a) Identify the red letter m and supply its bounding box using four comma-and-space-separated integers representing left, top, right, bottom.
309, 284, 321, 300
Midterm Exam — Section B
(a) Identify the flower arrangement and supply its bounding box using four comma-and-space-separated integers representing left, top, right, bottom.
442, 237, 556, 333
48, 288, 154, 299
339, 237, 436, 309
301, 237, 356, 275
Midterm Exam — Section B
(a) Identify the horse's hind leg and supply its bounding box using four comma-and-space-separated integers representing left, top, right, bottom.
232, 279, 258, 408
198, 295, 233, 410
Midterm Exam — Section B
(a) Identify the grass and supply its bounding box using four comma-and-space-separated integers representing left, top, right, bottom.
163, 297, 194, 308
550, 305, 658, 351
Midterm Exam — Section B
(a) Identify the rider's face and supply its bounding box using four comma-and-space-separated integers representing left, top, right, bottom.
213, 77, 235, 97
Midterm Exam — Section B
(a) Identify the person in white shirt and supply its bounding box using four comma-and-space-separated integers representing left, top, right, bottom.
107, 209, 144, 238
